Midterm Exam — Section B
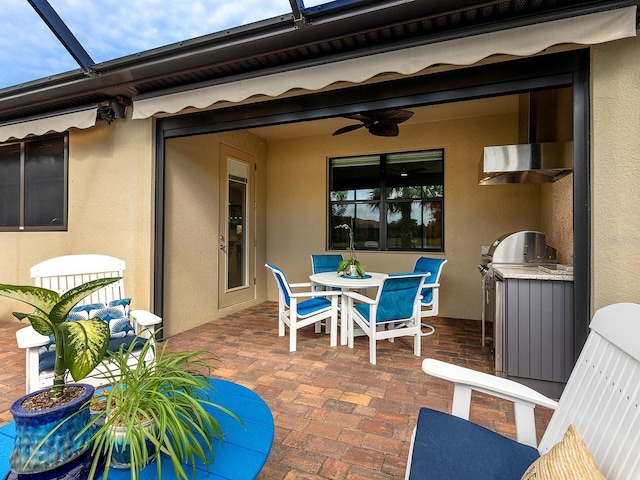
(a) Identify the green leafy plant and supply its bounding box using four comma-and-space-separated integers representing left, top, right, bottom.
0, 278, 120, 399
83, 333, 242, 480
335, 222, 365, 278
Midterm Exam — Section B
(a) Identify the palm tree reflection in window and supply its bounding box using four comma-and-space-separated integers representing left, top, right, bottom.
369, 185, 442, 250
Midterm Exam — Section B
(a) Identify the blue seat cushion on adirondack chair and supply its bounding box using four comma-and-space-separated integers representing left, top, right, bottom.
408, 407, 540, 480
297, 297, 332, 317
38, 336, 148, 372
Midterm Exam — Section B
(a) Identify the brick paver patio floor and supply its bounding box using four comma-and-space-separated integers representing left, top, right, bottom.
0, 301, 553, 479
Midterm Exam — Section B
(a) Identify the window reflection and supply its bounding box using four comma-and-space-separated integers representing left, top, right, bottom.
329, 149, 444, 251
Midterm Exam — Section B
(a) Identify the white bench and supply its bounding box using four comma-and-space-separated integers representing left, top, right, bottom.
15, 254, 162, 394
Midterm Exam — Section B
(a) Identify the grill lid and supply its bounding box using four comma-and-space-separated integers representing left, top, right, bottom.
486, 231, 556, 265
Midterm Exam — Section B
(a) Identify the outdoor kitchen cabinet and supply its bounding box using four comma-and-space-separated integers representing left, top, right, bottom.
495, 268, 574, 398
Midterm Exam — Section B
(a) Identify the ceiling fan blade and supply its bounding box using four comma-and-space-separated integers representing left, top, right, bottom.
333, 124, 364, 136
369, 123, 399, 136
343, 113, 372, 122
377, 109, 414, 124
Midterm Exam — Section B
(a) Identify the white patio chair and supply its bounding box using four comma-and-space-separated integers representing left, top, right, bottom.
265, 263, 340, 352
343, 272, 429, 365
15, 254, 162, 394
405, 302, 640, 479
412, 257, 447, 336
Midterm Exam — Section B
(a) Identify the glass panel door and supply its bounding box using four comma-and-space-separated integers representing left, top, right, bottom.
218, 145, 255, 309
227, 161, 248, 289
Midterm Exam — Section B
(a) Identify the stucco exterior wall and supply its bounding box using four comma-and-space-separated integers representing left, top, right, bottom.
265, 113, 547, 321
0, 116, 155, 321
591, 34, 640, 310
163, 131, 268, 337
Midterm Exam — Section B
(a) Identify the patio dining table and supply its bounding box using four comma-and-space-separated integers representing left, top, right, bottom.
309, 271, 387, 345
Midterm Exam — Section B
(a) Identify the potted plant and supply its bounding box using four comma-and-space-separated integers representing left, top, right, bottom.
0, 277, 120, 474
335, 222, 365, 278
83, 332, 241, 480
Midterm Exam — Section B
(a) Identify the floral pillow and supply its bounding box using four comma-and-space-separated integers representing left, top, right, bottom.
90, 298, 134, 338
39, 299, 134, 355
69, 302, 107, 315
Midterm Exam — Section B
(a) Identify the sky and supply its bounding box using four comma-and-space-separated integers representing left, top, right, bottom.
0, 0, 327, 89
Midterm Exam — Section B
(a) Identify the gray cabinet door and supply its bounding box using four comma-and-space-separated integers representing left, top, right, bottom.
504, 278, 574, 394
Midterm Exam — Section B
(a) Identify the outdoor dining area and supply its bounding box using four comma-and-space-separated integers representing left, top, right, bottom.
266, 255, 447, 365
1, 256, 639, 479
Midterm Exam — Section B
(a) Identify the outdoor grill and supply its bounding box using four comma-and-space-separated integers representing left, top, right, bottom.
479, 231, 557, 374
479, 230, 557, 274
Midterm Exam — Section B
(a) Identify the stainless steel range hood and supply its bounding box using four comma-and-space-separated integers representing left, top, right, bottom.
479, 89, 573, 185
479, 141, 573, 185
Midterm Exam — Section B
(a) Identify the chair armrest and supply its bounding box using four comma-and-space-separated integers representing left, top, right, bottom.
290, 290, 342, 299
16, 326, 50, 349
423, 358, 558, 447
342, 290, 374, 304
130, 310, 162, 327
290, 282, 313, 288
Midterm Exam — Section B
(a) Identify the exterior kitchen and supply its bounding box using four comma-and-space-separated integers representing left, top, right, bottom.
478, 87, 575, 398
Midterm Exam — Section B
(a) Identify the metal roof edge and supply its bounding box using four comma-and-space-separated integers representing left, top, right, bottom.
0, 0, 637, 123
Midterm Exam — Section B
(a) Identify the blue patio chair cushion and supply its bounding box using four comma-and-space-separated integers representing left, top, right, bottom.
311, 254, 343, 273
354, 303, 372, 321
354, 275, 423, 323
297, 297, 332, 317
266, 263, 292, 306
413, 258, 447, 306
408, 407, 539, 480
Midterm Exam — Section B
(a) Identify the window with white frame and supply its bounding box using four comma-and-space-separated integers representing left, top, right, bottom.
329, 149, 444, 252
0, 135, 67, 231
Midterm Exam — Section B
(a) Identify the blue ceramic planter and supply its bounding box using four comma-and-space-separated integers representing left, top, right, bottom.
9, 384, 94, 474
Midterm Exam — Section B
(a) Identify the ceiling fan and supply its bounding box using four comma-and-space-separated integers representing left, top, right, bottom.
332, 109, 414, 137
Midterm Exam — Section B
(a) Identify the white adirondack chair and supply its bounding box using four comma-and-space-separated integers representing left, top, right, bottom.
15, 254, 162, 394
405, 302, 640, 479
